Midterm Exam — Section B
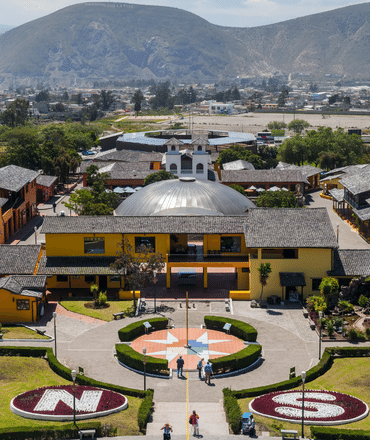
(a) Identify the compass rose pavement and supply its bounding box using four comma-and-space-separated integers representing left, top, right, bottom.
130, 328, 245, 369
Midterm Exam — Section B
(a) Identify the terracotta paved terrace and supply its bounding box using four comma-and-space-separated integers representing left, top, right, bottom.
130, 328, 245, 369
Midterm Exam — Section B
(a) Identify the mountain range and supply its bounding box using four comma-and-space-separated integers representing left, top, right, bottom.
0, 2, 370, 87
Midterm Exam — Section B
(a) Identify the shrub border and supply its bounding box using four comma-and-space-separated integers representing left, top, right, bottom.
0, 346, 153, 436
118, 317, 168, 342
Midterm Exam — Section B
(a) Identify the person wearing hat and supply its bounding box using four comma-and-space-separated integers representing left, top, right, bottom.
176, 355, 184, 377
161, 423, 173, 440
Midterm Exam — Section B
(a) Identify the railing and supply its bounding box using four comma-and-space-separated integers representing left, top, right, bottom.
167, 253, 249, 263
180, 170, 192, 174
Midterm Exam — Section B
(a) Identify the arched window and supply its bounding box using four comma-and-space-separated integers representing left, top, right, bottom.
196, 163, 204, 174
170, 163, 177, 173
197, 146, 202, 151
171, 145, 176, 151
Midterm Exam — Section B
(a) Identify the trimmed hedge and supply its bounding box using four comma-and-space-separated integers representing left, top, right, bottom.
46, 347, 149, 397
211, 344, 262, 375
118, 317, 168, 342
0, 423, 102, 440
311, 426, 370, 440
231, 348, 332, 399
138, 389, 154, 433
0, 347, 47, 357
204, 316, 258, 342
223, 388, 242, 434
116, 343, 169, 376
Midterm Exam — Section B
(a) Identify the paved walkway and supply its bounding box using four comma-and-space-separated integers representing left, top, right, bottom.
9, 299, 332, 438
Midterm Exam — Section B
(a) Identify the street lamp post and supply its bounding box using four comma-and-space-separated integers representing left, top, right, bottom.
301, 370, 306, 439
143, 347, 147, 391
53, 312, 57, 358
318, 311, 323, 360
71, 369, 77, 427
153, 270, 157, 313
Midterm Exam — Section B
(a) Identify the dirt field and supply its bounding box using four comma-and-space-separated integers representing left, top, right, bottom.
190, 112, 370, 136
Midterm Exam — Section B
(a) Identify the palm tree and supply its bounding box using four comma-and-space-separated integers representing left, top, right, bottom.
257, 263, 272, 303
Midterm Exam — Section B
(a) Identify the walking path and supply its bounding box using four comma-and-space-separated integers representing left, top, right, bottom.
10, 299, 334, 438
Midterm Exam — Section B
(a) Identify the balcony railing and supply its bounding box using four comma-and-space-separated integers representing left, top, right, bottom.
167, 253, 248, 263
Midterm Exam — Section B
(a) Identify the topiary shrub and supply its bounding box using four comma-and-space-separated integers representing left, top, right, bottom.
204, 316, 257, 342
311, 426, 370, 439
210, 345, 261, 374
116, 343, 169, 376
118, 318, 168, 342
223, 388, 242, 434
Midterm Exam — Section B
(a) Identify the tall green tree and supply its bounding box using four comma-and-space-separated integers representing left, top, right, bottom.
319, 277, 339, 306
149, 82, 173, 109
63, 165, 119, 215
0, 99, 30, 127
257, 263, 272, 303
255, 190, 298, 208
131, 90, 144, 115
144, 170, 178, 186
267, 121, 287, 130
288, 119, 310, 134
111, 238, 165, 308
3, 126, 40, 169
99, 90, 115, 110
216, 145, 265, 169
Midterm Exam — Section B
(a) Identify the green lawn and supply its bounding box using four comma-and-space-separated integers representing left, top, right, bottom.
0, 357, 142, 435
1, 326, 50, 340
60, 300, 134, 321
238, 358, 370, 437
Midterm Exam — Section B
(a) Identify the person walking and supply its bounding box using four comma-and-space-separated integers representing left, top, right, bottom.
189, 410, 199, 437
161, 423, 173, 440
176, 355, 184, 377
197, 358, 204, 380
204, 360, 213, 384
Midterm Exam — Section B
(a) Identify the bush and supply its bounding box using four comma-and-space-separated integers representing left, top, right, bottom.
210, 345, 261, 374
204, 316, 257, 342
118, 318, 168, 342
0, 423, 102, 440
348, 328, 358, 340
365, 327, 370, 338
358, 294, 369, 308
339, 300, 354, 314
231, 349, 332, 399
0, 346, 47, 357
138, 389, 154, 432
98, 291, 107, 306
311, 426, 370, 439
333, 316, 343, 329
223, 388, 242, 434
326, 320, 334, 337
116, 343, 169, 376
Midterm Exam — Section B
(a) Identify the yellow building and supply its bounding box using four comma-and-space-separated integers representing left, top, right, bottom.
0, 275, 47, 323
38, 207, 339, 302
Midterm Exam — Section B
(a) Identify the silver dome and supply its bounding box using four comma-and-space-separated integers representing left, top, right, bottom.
114, 177, 255, 216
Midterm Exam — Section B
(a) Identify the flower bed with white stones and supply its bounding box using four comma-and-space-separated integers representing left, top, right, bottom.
250, 390, 369, 425
11, 385, 128, 421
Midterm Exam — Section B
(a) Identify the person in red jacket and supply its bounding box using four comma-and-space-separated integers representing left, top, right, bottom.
189, 410, 199, 437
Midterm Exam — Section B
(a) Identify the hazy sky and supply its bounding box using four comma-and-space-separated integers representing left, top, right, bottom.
1, 0, 368, 27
